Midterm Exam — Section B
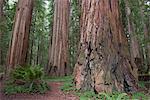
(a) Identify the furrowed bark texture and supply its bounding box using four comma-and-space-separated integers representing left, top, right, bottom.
6, 0, 34, 73
48, 0, 70, 76
74, 0, 138, 93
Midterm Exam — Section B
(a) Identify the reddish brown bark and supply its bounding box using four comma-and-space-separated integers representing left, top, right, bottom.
47, 0, 70, 76
74, 0, 138, 93
6, 0, 34, 74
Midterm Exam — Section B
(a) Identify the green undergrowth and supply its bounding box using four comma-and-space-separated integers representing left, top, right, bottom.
46, 75, 75, 92
60, 80, 75, 92
4, 65, 50, 94
60, 77, 149, 100
75, 91, 149, 100
138, 81, 150, 88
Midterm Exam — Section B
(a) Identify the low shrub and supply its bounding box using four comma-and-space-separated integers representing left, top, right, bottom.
4, 65, 49, 94
60, 77, 149, 100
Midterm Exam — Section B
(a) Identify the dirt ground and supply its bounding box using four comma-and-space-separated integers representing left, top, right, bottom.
0, 82, 79, 100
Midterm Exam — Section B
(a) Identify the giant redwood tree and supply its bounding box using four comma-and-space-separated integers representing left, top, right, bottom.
6, 0, 34, 74
47, 0, 70, 76
74, 0, 139, 93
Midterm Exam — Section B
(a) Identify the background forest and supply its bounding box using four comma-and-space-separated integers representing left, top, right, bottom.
0, 0, 80, 73
0, 0, 150, 99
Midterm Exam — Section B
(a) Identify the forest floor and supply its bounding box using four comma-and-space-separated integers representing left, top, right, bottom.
0, 81, 79, 100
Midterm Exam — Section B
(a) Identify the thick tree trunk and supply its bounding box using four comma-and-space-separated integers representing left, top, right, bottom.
0, 0, 4, 65
74, 0, 138, 93
6, 0, 34, 74
47, 0, 70, 76
125, 0, 141, 80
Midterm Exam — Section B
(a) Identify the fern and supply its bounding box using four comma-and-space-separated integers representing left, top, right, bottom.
98, 93, 112, 100
4, 65, 49, 94
98, 92, 128, 100
116, 93, 127, 100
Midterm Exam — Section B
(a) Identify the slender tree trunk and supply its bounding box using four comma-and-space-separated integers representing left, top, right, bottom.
124, 0, 141, 80
144, 23, 150, 73
47, 0, 70, 76
6, 0, 34, 75
140, 1, 150, 73
36, 39, 40, 65
39, 37, 44, 66
74, 0, 139, 93
78, 0, 81, 7
144, 19, 150, 72
0, 0, 4, 65
29, 39, 33, 65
